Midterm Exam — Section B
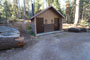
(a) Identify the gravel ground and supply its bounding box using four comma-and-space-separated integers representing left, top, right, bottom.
0, 32, 90, 60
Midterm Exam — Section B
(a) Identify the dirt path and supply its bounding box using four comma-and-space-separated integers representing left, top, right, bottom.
0, 32, 90, 60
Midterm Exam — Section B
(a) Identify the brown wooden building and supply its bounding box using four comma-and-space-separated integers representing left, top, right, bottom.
30, 6, 64, 36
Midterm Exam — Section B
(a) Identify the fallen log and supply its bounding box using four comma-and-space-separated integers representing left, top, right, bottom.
0, 26, 24, 50
0, 37, 24, 50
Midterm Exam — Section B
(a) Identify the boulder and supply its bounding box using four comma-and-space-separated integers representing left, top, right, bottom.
80, 28, 87, 32
68, 28, 80, 32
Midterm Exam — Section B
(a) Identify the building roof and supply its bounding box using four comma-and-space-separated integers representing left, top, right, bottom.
30, 6, 64, 20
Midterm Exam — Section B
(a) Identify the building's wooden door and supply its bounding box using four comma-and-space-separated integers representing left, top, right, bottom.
54, 18, 59, 31
36, 18, 44, 33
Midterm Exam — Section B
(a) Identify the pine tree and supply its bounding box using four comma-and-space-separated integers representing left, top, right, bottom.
23, 0, 26, 20
13, 0, 17, 17
34, 0, 42, 14
53, 0, 60, 11
17, 0, 21, 18
28, 0, 32, 17
46, 0, 53, 7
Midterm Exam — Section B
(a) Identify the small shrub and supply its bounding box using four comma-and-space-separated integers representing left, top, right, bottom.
8, 16, 18, 23
26, 24, 35, 36
79, 20, 88, 27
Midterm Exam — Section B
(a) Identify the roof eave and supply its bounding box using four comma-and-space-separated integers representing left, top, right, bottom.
30, 6, 65, 20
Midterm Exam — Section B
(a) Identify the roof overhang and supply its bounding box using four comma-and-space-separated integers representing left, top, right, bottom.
30, 6, 65, 20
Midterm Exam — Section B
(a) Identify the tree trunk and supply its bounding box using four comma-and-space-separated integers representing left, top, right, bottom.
74, 0, 80, 24
47, 0, 53, 7
28, 0, 33, 17
14, 0, 17, 17
23, 0, 26, 20
79, 0, 83, 20
17, 0, 21, 18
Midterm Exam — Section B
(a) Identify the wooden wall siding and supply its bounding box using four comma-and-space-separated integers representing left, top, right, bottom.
34, 18, 37, 35
44, 24, 54, 32
37, 9, 61, 24
59, 18, 62, 30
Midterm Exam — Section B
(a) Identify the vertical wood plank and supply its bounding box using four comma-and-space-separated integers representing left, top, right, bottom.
34, 17, 37, 36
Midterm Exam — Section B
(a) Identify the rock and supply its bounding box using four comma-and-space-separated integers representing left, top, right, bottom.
68, 28, 80, 32
80, 28, 87, 32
